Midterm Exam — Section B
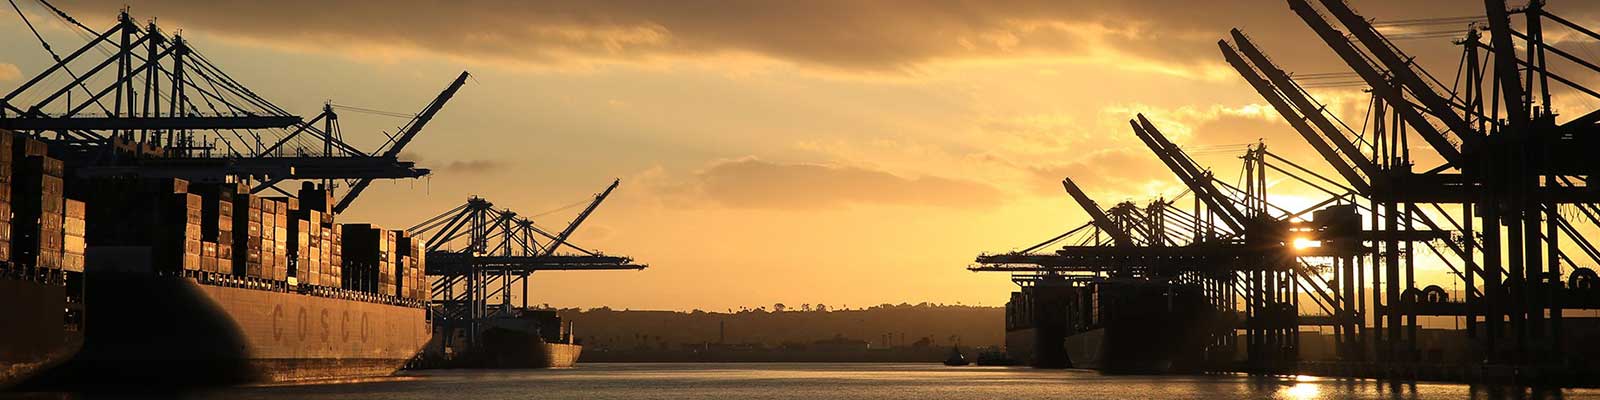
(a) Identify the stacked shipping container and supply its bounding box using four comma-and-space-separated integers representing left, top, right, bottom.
303, 184, 341, 289
0, 133, 13, 263
339, 224, 395, 294
65, 172, 425, 301
395, 232, 426, 301
0, 129, 429, 303
162, 192, 202, 272
287, 185, 337, 288
233, 193, 262, 277
63, 199, 84, 272
13, 136, 66, 271
190, 182, 242, 275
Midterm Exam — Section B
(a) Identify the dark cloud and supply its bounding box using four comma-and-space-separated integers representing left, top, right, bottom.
396, 151, 423, 162
393, 152, 503, 174
438, 159, 506, 174
678, 158, 1002, 209
52, 0, 1583, 73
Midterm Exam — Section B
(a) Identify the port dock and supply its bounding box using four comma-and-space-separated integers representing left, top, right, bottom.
974, 0, 1600, 386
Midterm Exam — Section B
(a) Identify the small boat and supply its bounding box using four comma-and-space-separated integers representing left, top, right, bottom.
943, 346, 969, 366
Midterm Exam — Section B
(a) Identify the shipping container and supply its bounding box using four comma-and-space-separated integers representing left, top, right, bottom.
297, 181, 333, 215
12, 155, 65, 269
231, 193, 264, 277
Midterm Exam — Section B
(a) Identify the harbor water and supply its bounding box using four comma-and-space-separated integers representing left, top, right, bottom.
126, 363, 1600, 399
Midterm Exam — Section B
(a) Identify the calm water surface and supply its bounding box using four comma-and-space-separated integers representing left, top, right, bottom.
96, 363, 1600, 399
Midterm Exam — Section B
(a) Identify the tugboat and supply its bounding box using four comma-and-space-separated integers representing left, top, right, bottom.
943, 346, 969, 366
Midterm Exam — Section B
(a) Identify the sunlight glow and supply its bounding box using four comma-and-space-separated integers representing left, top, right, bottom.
1281, 382, 1321, 399
1292, 238, 1321, 250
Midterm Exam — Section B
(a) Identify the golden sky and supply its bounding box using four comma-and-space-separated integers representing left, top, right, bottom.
4, 1, 1600, 311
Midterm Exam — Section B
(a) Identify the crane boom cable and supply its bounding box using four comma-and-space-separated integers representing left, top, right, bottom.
8, 0, 112, 116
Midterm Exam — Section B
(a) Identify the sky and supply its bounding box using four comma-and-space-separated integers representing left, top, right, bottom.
3, 0, 1600, 311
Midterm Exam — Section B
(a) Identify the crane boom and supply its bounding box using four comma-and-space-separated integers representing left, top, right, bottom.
1062, 178, 1134, 246
1484, 0, 1530, 130
1229, 30, 1377, 176
1220, 39, 1369, 194
1130, 115, 1248, 233
1224, 32, 1376, 194
334, 71, 471, 213
542, 179, 621, 256
1317, 0, 1483, 146
1287, 0, 1464, 166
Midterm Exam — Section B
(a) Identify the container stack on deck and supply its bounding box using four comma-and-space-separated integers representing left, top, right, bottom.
232, 192, 262, 278
340, 224, 393, 295
265, 199, 287, 281
68, 176, 422, 301
0, 135, 12, 265
191, 182, 242, 275
0, 132, 87, 277
396, 232, 425, 302
62, 200, 84, 273
162, 191, 202, 273
288, 184, 337, 288
13, 137, 66, 273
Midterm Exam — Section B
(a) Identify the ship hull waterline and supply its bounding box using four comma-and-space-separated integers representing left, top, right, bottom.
471, 327, 582, 369
0, 278, 80, 388
28, 272, 428, 387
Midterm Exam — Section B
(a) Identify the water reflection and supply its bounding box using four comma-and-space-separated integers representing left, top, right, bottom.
1242, 374, 1582, 400
35, 364, 1600, 400
1280, 382, 1320, 399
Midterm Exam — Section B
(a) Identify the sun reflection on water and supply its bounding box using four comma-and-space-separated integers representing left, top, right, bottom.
1279, 375, 1322, 400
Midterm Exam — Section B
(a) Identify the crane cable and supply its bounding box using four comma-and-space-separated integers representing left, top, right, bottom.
8, 0, 111, 115
329, 103, 417, 119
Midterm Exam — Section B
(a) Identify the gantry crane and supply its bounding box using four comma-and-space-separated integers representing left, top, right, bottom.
407, 180, 644, 350
972, 0, 1600, 379
0, 4, 464, 204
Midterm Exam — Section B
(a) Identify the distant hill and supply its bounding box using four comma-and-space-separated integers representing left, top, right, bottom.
556, 303, 1003, 351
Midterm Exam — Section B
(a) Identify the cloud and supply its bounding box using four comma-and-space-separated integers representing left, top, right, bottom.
393, 152, 504, 174
51, 0, 1550, 76
437, 159, 506, 174
0, 63, 20, 81
1020, 149, 1174, 194
655, 157, 1003, 209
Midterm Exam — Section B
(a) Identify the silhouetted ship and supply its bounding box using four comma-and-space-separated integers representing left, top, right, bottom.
1063, 279, 1230, 374
6, 132, 434, 387
422, 309, 582, 368
1007, 276, 1230, 373
1004, 280, 1073, 368
476, 310, 582, 368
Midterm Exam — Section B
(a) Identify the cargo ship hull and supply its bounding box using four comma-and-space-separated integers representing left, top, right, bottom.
477, 332, 582, 369
1064, 316, 1219, 374
32, 273, 427, 386
0, 278, 80, 387
1064, 281, 1228, 374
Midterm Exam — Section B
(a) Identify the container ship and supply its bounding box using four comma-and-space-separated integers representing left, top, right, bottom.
1062, 278, 1232, 374
1003, 278, 1073, 368
4, 130, 436, 387
418, 307, 582, 369
0, 132, 84, 387
473, 309, 582, 368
